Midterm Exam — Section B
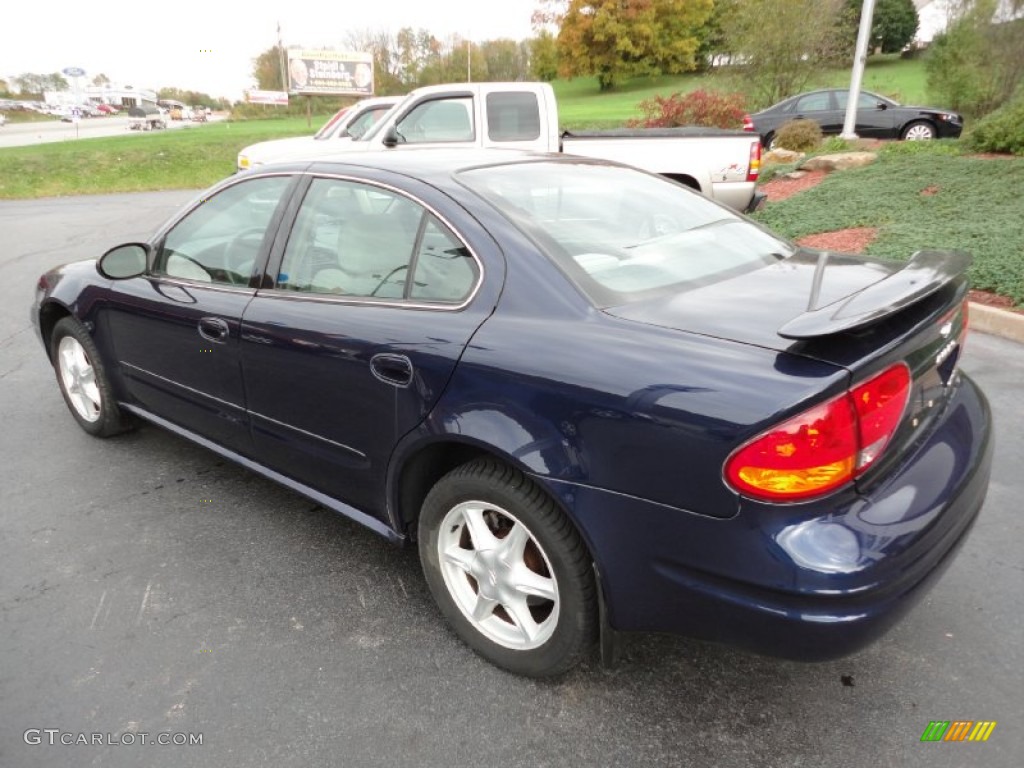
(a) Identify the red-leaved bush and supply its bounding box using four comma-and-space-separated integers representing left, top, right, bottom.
629, 90, 747, 129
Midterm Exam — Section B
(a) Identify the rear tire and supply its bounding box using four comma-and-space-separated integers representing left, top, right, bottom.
51, 317, 130, 437
418, 458, 596, 677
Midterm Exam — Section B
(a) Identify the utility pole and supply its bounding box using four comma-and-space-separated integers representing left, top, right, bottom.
277, 21, 288, 93
841, 0, 877, 139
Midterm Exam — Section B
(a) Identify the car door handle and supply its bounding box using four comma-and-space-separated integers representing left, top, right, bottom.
370, 353, 413, 388
198, 316, 230, 343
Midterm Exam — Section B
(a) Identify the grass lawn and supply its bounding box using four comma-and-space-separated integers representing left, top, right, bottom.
0, 119, 314, 199
754, 143, 1024, 306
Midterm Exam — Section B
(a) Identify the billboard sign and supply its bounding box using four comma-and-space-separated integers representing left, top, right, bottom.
286, 49, 373, 96
246, 90, 289, 106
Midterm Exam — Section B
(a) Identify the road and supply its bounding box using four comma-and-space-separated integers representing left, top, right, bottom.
0, 115, 219, 149
0, 192, 1021, 768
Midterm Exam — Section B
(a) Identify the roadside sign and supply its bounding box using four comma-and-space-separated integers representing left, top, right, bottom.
246, 90, 289, 105
286, 50, 373, 96
63, 67, 86, 78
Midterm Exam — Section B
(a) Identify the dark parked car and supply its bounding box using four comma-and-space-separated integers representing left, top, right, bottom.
32, 152, 992, 676
749, 88, 964, 147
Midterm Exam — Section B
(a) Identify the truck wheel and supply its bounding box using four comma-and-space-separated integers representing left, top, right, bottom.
418, 459, 597, 677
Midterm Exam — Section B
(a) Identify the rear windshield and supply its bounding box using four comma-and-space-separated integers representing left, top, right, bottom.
458, 161, 792, 307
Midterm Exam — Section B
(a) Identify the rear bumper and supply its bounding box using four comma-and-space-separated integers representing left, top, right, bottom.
709, 180, 759, 213
539, 371, 993, 660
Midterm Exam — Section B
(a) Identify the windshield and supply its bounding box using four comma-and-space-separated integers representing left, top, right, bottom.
459, 161, 793, 307
314, 108, 349, 140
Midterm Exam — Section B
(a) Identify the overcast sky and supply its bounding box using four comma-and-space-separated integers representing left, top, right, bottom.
3, 0, 539, 100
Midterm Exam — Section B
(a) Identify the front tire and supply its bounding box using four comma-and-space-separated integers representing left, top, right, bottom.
51, 317, 130, 437
418, 459, 596, 677
901, 121, 936, 140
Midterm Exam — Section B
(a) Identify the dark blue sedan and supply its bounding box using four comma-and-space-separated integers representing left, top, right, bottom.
32, 151, 993, 676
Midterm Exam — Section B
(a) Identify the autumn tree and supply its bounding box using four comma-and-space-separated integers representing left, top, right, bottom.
553, 0, 715, 90
717, 0, 846, 106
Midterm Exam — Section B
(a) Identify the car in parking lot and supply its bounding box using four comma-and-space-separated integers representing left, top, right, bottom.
32, 151, 992, 677
236, 96, 401, 171
749, 88, 964, 147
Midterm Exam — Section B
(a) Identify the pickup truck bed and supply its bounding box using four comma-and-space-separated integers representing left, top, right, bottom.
560, 127, 763, 212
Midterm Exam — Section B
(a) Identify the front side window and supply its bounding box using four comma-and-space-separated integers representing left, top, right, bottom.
154, 176, 292, 286
394, 97, 475, 144
277, 178, 478, 303
459, 161, 792, 307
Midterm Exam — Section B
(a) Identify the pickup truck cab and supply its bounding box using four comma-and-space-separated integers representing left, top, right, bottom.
304, 82, 762, 211
237, 96, 401, 172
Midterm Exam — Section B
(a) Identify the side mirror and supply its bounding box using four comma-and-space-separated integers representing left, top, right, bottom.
98, 243, 149, 279
382, 125, 400, 148
877, 101, 887, 111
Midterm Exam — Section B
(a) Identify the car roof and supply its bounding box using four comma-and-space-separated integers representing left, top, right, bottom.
256, 149, 617, 188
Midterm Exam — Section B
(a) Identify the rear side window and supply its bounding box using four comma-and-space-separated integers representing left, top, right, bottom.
795, 92, 832, 112
486, 92, 541, 142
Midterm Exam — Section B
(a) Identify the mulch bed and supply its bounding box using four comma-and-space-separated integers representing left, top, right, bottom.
759, 170, 828, 202
795, 228, 878, 253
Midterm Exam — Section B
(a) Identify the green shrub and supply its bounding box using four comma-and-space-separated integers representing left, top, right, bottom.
775, 119, 823, 152
820, 136, 852, 153
879, 139, 965, 157
968, 95, 1024, 156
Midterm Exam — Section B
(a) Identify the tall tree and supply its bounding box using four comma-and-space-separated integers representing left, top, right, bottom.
843, 0, 919, 54
926, 0, 1024, 115
92, 73, 111, 87
529, 30, 560, 81
554, 0, 715, 91
252, 45, 288, 91
718, 0, 846, 106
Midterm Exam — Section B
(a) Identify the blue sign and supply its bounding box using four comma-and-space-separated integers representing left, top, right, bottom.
63, 67, 86, 78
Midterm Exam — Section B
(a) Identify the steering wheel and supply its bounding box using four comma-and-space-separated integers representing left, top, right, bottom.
222, 227, 265, 284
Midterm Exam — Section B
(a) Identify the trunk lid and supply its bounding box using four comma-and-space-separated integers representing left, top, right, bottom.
605, 248, 972, 490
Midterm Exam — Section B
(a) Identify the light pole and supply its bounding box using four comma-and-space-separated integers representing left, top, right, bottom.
841, 0, 877, 140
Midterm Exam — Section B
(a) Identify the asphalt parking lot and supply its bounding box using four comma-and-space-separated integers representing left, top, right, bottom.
1, 191, 1021, 768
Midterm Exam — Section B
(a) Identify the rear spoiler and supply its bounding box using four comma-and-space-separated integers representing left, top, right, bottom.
778, 250, 971, 339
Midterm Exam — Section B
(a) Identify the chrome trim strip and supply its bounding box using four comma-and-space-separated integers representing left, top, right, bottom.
119, 403, 400, 543
120, 362, 245, 412
147, 276, 257, 295
248, 410, 367, 459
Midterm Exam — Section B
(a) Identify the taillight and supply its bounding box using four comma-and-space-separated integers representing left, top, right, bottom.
747, 141, 761, 182
742, 114, 754, 132
725, 363, 911, 501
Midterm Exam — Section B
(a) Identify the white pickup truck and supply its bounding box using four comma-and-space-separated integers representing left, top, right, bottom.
237, 96, 401, 172
240, 82, 764, 211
